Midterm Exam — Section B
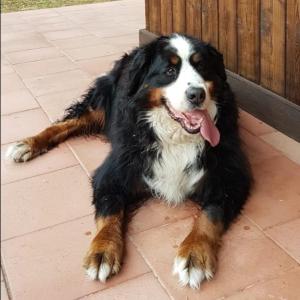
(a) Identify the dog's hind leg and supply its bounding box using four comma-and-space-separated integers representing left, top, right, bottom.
6, 106, 106, 163
6, 72, 117, 163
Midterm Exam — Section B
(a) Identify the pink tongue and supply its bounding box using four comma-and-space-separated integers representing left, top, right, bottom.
185, 110, 220, 147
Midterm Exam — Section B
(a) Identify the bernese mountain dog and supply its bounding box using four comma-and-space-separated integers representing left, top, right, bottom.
7, 34, 252, 289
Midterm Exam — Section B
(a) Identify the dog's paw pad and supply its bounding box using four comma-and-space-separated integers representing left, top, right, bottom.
6, 141, 33, 163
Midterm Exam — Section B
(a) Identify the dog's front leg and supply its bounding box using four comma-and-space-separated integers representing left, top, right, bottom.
83, 154, 131, 282
173, 206, 224, 289
84, 210, 124, 282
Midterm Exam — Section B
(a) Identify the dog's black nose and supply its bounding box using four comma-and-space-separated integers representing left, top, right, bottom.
185, 87, 206, 106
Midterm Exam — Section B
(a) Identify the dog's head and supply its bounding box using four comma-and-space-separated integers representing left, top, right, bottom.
129, 34, 227, 146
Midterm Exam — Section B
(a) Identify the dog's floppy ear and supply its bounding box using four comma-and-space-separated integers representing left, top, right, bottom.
128, 46, 150, 97
206, 44, 227, 81
128, 36, 168, 97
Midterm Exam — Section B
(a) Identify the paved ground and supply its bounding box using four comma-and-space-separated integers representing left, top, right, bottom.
1, 0, 300, 299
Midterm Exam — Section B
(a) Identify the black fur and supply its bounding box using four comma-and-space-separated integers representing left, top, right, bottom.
63, 34, 252, 229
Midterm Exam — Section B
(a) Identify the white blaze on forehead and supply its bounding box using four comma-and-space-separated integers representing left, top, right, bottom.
164, 34, 206, 112
170, 34, 193, 60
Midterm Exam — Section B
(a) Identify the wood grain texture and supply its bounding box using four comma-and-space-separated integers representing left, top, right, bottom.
145, 0, 150, 30
218, 0, 237, 72
201, 0, 219, 48
286, 0, 300, 104
148, 0, 161, 34
186, 0, 202, 39
260, 0, 285, 95
237, 0, 260, 82
160, 0, 172, 35
172, 0, 186, 33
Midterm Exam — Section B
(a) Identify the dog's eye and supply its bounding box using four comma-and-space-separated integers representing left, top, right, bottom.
166, 67, 177, 77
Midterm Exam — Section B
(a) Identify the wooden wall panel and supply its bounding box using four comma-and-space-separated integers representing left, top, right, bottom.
145, 0, 150, 30
148, 0, 161, 34
160, 0, 172, 35
218, 0, 237, 72
185, 0, 202, 39
286, 0, 300, 104
260, 0, 285, 95
201, 0, 218, 48
172, 0, 186, 33
237, 0, 260, 82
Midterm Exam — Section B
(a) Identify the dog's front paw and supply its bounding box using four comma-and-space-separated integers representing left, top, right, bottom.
6, 140, 36, 162
173, 235, 218, 289
83, 234, 123, 283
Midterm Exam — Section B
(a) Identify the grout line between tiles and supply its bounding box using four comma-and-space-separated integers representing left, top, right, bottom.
73, 271, 154, 300
243, 214, 300, 264
128, 235, 174, 300
1, 212, 93, 243
1, 258, 13, 300
1, 162, 80, 186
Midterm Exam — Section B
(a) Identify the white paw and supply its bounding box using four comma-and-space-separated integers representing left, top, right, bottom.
85, 261, 116, 283
173, 256, 214, 289
6, 141, 33, 162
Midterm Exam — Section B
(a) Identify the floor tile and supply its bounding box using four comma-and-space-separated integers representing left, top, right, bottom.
1, 108, 50, 144
1, 89, 39, 115
13, 57, 76, 79
1, 282, 9, 300
244, 156, 300, 229
1, 217, 150, 300
24, 69, 92, 97
1, 142, 78, 185
50, 35, 104, 50
226, 267, 300, 300
2, 37, 52, 53
81, 273, 170, 300
129, 199, 198, 234
76, 53, 121, 76
2, 165, 92, 240
37, 88, 85, 121
265, 218, 300, 263
64, 43, 119, 61
261, 131, 300, 165
36, 21, 76, 33
5, 47, 63, 64
68, 136, 111, 176
42, 28, 88, 40
1, 73, 27, 94
239, 110, 275, 136
1, 64, 15, 75
131, 217, 297, 300
239, 128, 281, 165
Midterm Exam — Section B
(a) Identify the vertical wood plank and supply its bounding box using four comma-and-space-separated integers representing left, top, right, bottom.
160, 0, 173, 35
201, 0, 219, 48
172, 0, 186, 33
237, 0, 260, 82
186, 0, 202, 39
286, 0, 300, 104
218, 0, 237, 72
145, 0, 150, 30
148, 0, 161, 34
260, 0, 285, 95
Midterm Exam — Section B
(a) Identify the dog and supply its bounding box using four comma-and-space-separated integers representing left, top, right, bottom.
7, 33, 252, 289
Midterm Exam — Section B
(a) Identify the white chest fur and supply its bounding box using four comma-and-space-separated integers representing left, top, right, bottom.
144, 108, 205, 205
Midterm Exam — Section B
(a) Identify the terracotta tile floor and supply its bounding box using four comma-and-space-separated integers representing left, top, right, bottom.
1, 1, 300, 299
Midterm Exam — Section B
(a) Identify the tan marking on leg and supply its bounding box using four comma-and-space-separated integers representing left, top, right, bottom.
8, 109, 105, 162
84, 211, 124, 282
173, 212, 223, 289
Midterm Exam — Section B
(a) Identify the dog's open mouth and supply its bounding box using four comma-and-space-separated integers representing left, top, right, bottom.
165, 102, 220, 147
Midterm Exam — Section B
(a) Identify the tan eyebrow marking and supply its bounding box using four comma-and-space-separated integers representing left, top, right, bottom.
191, 52, 202, 64
170, 54, 180, 65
